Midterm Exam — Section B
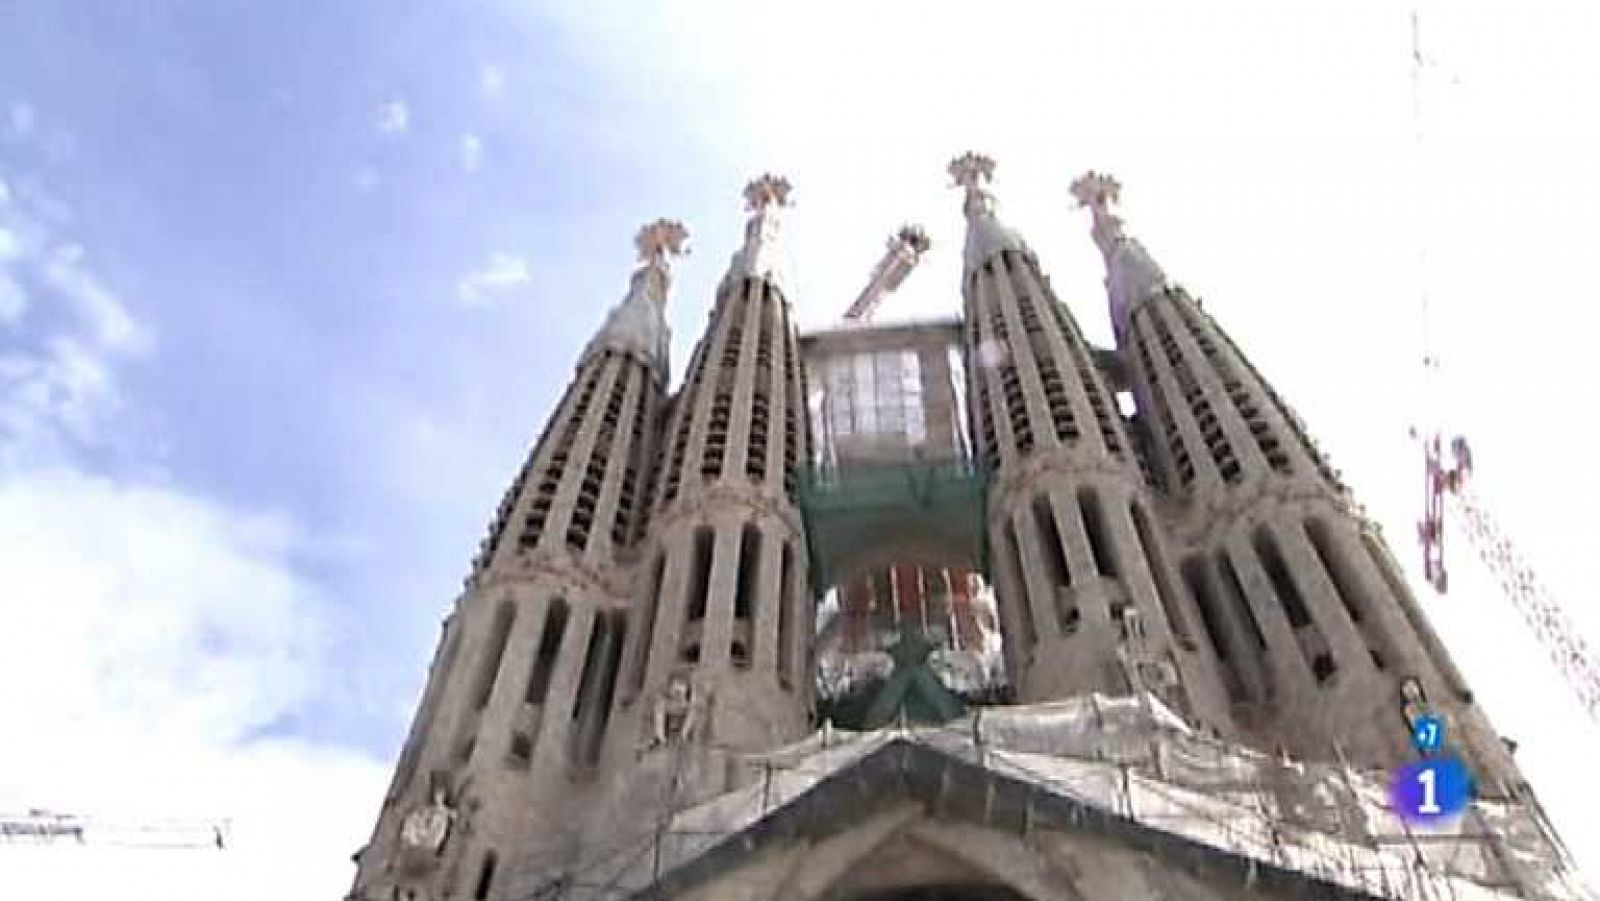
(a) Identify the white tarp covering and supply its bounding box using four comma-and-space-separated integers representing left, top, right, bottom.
580, 694, 1591, 900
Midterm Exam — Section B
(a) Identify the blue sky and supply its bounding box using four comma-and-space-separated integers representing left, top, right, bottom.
3, 1, 1599, 897
1, 1, 733, 753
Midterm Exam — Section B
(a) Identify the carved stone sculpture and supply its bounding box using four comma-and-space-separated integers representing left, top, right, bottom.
1401, 675, 1431, 727
647, 673, 702, 749
398, 786, 454, 853
1118, 605, 1147, 647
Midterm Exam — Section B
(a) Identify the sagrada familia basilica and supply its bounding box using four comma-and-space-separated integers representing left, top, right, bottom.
346, 155, 1588, 901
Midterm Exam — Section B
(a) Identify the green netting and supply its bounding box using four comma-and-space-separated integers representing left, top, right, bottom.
797, 455, 988, 590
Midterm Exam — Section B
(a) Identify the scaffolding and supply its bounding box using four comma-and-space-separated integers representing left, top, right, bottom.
798, 456, 987, 590
544, 694, 1589, 901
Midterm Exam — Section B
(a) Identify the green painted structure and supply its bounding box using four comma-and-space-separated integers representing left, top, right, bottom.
797, 455, 988, 592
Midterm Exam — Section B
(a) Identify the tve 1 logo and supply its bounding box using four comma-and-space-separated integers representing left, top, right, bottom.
1391, 757, 1474, 824
1411, 714, 1445, 754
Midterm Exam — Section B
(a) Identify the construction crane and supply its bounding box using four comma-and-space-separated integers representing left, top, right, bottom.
0, 808, 229, 850
842, 225, 931, 322
814, 225, 931, 472
1417, 436, 1600, 724
1408, 8, 1600, 726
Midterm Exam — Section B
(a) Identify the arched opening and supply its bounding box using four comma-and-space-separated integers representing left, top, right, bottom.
844, 885, 1030, 901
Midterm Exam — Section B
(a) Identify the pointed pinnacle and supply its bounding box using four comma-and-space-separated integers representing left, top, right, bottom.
634, 219, 690, 264
743, 174, 793, 212
1071, 171, 1122, 213
947, 152, 997, 191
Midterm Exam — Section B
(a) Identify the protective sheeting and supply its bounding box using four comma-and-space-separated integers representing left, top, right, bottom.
578, 694, 1591, 900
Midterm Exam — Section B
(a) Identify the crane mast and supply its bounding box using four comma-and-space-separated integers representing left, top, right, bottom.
842, 225, 930, 322
1420, 438, 1600, 724
1408, 8, 1600, 728
0, 808, 229, 850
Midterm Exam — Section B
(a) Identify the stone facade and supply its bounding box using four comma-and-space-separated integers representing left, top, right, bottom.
1071, 170, 1520, 793
346, 159, 1572, 901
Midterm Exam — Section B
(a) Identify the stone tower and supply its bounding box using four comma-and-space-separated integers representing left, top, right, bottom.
349, 219, 688, 900
950, 153, 1234, 733
348, 159, 1585, 901
608, 173, 814, 760
1069, 170, 1520, 792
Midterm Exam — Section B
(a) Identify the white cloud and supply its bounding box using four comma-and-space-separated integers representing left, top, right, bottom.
0, 473, 316, 755
9, 102, 35, 138
0, 471, 387, 900
375, 100, 409, 135
0, 274, 24, 324
42, 244, 152, 355
353, 165, 381, 191
0, 162, 385, 899
456, 252, 531, 306
0, 336, 116, 461
458, 133, 483, 172
479, 64, 505, 97
0, 184, 153, 464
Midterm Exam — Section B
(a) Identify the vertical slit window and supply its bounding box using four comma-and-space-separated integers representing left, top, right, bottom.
573, 613, 627, 766
783, 311, 806, 502
686, 526, 714, 623
1132, 502, 1191, 645
573, 615, 605, 722
1254, 528, 1311, 629
507, 731, 533, 768
587, 617, 625, 764
610, 364, 646, 546
1307, 518, 1388, 670
1006, 523, 1038, 651
778, 543, 794, 690
473, 850, 498, 900
1311, 651, 1337, 683
746, 293, 771, 483
1307, 520, 1361, 621
1078, 487, 1118, 578
1183, 556, 1245, 702
1032, 494, 1070, 588
472, 601, 516, 711
732, 524, 761, 668
568, 359, 622, 552
629, 555, 666, 696
1217, 551, 1267, 650
734, 524, 761, 619
524, 599, 569, 705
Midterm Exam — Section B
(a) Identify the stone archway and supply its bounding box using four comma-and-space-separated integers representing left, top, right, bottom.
845, 883, 1032, 901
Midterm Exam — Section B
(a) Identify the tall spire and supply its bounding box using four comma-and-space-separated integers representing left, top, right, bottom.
1071, 170, 1167, 338
586, 218, 689, 381
948, 152, 1027, 269
726, 173, 793, 290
